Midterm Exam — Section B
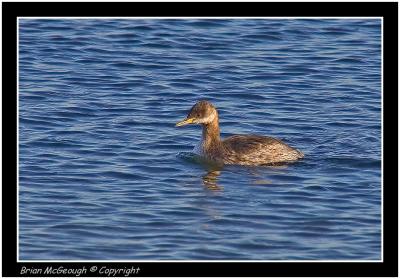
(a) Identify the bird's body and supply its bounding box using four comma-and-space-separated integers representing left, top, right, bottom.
202, 135, 303, 165
176, 100, 304, 166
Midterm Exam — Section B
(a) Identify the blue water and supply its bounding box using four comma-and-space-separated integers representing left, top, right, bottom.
19, 19, 381, 260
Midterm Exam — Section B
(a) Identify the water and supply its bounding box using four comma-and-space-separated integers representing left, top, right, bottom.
18, 19, 381, 260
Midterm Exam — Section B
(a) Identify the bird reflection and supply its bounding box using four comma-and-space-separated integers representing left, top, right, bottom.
202, 169, 223, 190
198, 161, 291, 190
248, 163, 288, 185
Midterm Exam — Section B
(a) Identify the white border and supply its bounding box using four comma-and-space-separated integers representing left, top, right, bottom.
380, 17, 384, 262
17, 16, 384, 263
17, 15, 20, 264
19, 16, 382, 19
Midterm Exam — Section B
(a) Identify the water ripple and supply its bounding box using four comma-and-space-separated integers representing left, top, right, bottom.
19, 18, 381, 260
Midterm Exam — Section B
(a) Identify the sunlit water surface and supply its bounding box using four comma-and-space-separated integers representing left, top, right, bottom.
19, 19, 381, 260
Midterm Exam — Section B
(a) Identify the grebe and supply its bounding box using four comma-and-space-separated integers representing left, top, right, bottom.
176, 100, 304, 166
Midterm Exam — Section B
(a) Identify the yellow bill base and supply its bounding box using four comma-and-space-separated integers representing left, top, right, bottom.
175, 118, 195, 127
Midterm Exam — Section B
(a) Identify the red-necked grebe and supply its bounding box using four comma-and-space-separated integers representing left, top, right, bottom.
176, 100, 304, 166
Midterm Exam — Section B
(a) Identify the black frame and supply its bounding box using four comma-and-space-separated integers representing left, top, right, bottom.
3, 2, 398, 277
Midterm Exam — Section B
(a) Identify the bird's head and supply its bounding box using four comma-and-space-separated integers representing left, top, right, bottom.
176, 100, 218, 127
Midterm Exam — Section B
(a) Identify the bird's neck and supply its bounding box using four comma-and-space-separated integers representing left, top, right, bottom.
201, 116, 221, 150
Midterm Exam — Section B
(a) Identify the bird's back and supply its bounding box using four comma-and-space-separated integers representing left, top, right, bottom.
220, 134, 304, 165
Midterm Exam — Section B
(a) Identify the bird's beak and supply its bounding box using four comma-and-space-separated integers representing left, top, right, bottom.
175, 117, 195, 127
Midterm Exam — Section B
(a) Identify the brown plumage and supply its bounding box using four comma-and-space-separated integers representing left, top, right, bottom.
176, 100, 304, 166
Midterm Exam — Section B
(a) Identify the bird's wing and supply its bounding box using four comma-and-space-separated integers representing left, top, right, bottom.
222, 135, 302, 164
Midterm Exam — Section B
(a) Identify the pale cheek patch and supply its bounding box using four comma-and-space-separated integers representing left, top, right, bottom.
199, 110, 216, 124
